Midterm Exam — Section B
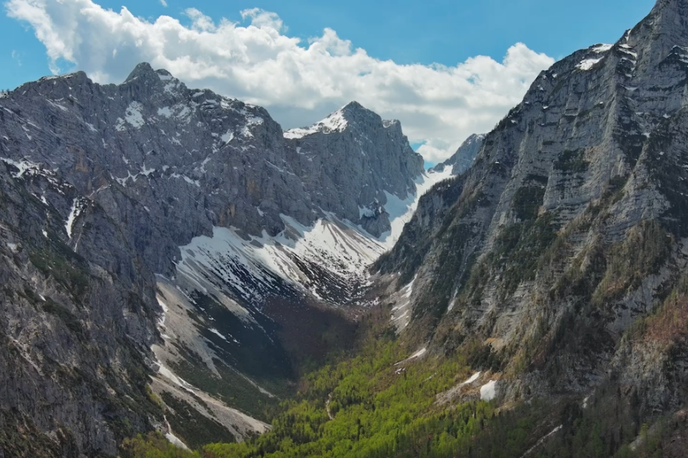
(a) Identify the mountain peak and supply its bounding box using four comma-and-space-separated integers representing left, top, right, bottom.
432, 133, 485, 174
340, 101, 381, 118
653, 0, 688, 9
124, 62, 174, 84
341, 100, 364, 110
634, 0, 688, 40
647, 0, 688, 28
283, 101, 384, 139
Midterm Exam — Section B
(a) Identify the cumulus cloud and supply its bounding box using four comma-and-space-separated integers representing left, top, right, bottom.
4, 0, 555, 162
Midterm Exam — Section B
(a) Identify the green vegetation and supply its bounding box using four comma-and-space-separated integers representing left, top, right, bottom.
553, 149, 589, 174
489, 213, 557, 298
41, 299, 85, 340
120, 279, 684, 458
202, 336, 494, 458
122, 433, 200, 458
121, 326, 552, 458
512, 185, 545, 221
29, 245, 90, 302
116, 183, 682, 458
592, 220, 671, 306
159, 392, 236, 450
169, 347, 281, 422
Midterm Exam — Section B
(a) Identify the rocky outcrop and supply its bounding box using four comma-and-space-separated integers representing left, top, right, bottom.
285, 101, 423, 237
376, 0, 688, 425
0, 158, 161, 456
432, 133, 485, 175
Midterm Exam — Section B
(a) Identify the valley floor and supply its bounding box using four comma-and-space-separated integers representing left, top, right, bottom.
119, 310, 679, 458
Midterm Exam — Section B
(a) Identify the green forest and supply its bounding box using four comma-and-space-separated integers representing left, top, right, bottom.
119, 316, 669, 458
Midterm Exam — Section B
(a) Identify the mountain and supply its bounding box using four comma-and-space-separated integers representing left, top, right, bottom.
0, 63, 457, 455
9, 0, 688, 456
375, 0, 688, 444
432, 133, 485, 175
117, 1, 688, 456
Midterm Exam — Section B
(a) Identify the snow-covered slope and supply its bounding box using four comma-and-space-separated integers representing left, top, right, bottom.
175, 167, 454, 312
283, 107, 349, 139
144, 167, 455, 446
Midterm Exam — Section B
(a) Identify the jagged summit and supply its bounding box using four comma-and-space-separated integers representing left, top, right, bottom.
283, 101, 399, 139
651, 0, 688, 13
124, 62, 164, 83
432, 133, 485, 175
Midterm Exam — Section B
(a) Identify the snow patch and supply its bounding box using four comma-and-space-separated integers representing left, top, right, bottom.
358, 205, 379, 218
115, 171, 138, 186
140, 164, 155, 177
379, 166, 454, 249
461, 372, 481, 386
409, 347, 427, 359
577, 57, 604, 71
65, 198, 86, 239
0, 157, 43, 178
158, 107, 172, 118
117, 102, 146, 130
157, 363, 196, 394
164, 80, 180, 94
241, 116, 264, 138
165, 430, 188, 450
592, 44, 613, 53
395, 346, 427, 365
175, 105, 192, 121
480, 380, 497, 401
391, 275, 416, 331
177, 212, 388, 308
170, 173, 200, 187
284, 107, 349, 139
209, 328, 228, 342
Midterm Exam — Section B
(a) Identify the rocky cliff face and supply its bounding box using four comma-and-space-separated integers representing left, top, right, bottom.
0, 156, 161, 456
0, 63, 431, 455
432, 133, 485, 175
376, 0, 688, 427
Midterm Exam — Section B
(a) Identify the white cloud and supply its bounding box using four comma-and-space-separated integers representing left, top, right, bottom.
4, 0, 555, 162
11, 49, 21, 66
159, 0, 167, 7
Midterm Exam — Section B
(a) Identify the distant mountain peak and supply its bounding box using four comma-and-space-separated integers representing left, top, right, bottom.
284, 101, 379, 139
432, 133, 485, 175
283, 101, 404, 141
124, 62, 158, 83
653, 0, 688, 10
341, 100, 365, 112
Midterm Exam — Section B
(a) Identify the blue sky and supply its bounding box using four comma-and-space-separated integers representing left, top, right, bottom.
0, 0, 655, 89
0, 0, 656, 162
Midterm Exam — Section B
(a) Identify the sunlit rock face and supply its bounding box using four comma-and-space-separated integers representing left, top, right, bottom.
376, 0, 688, 416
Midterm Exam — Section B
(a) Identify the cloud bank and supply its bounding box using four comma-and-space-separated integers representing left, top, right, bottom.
5, 0, 555, 162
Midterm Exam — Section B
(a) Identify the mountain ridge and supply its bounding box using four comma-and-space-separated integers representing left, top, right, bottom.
0, 62, 450, 454
374, 0, 688, 418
